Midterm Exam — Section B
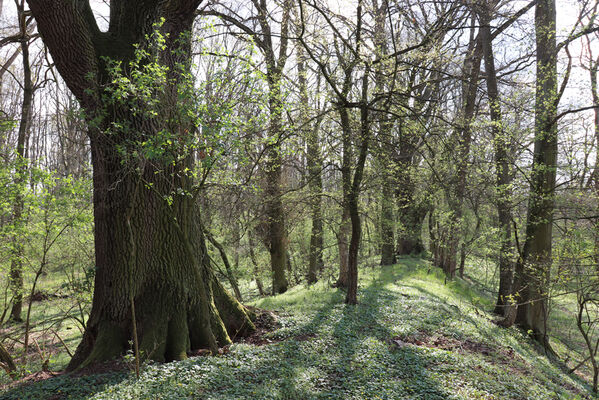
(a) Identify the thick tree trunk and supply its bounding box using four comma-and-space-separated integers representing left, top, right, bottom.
265, 71, 289, 295
515, 0, 557, 348
27, 0, 254, 370
68, 140, 254, 370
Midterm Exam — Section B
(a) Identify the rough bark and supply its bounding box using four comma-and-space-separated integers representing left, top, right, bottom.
27, 0, 254, 370
514, 0, 558, 348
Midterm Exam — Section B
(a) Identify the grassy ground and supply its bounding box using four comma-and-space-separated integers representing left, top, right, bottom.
0, 257, 595, 399
0, 263, 89, 377
461, 256, 597, 385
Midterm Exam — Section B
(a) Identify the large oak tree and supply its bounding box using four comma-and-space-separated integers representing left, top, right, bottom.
26, 0, 254, 370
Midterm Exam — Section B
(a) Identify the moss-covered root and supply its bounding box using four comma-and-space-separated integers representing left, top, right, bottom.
165, 308, 190, 361
68, 285, 255, 370
212, 278, 256, 338
67, 320, 128, 371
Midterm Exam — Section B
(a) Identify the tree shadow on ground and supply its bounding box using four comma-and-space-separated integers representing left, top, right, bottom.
183, 267, 451, 399
0, 369, 129, 400
392, 266, 593, 397
3, 263, 586, 399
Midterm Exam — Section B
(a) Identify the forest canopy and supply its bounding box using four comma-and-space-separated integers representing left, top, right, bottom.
1, 0, 599, 397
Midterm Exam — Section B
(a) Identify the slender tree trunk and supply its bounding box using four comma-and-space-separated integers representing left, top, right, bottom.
459, 242, 466, 278
577, 296, 599, 392
439, 23, 483, 278
396, 149, 426, 256
308, 197, 324, 283
248, 233, 265, 297
232, 221, 241, 276
336, 103, 353, 288
9, 1, 33, 322
514, 0, 558, 349
345, 72, 370, 305
345, 194, 361, 304
297, 44, 324, 284
589, 44, 599, 266
251, 0, 291, 295
479, 2, 515, 315
265, 137, 288, 294
336, 206, 351, 288
373, 0, 395, 267
204, 227, 243, 302
265, 83, 288, 294
379, 178, 395, 265
429, 209, 440, 265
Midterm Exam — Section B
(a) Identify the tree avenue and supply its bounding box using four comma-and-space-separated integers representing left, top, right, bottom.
26, 0, 254, 370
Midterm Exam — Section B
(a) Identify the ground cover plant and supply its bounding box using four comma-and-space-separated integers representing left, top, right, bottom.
2, 0, 599, 398
1, 259, 594, 399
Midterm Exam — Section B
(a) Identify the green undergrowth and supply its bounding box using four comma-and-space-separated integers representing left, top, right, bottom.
1, 257, 594, 399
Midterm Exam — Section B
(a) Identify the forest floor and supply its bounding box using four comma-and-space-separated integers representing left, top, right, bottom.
0, 257, 595, 399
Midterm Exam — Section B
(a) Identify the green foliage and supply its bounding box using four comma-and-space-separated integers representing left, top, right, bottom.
0, 156, 93, 375
2, 260, 591, 399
